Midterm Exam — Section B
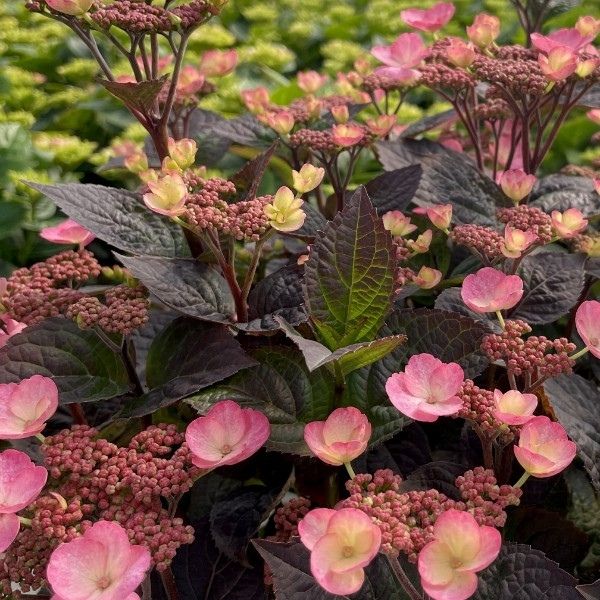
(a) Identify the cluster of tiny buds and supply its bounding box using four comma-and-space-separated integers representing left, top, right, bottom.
273, 497, 312, 542
472, 55, 547, 96
289, 128, 338, 152
455, 379, 505, 435
420, 63, 475, 91
497, 206, 553, 243
450, 224, 505, 264
361, 73, 416, 93
481, 319, 576, 379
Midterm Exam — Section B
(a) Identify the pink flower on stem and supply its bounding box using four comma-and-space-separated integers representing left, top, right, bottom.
299, 508, 381, 595
366, 115, 396, 137
331, 105, 350, 124
414, 266, 443, 290
445, 38, 476, 68
47, 520, 151, 600
407, 229, 433, 254
551, 208, 588, 239
40, 218, 95, 249
575, 300, 600, 359
501, 226, 537, 259
297, 71, 328, 94
371, 33, 429, 69
514, 416, 576, 480
576, 16, 600, 38
304, 407, 371, 468
142, 173, 188, 217
460, 268, 523, 318
0, 315, 27, 348
418, 509, 501, 600
199, 49, 238, 77
382, 211, 417, 236
531, 28, 595, 53
427, 204, 452, 232
0, 375, 59, 440
185, 400, 270, 469
261, 111, 295, 135
401, 2, 455, 33
385, 353, 464, 422
538, 46, 579, 82
499, 169, 537, 203
176, 66, 205, 96
331, 123, 365, 147
45, 0, 92, 15
493, 390, 537, 425
241, 87, 270, 114
466, 14, 501, 48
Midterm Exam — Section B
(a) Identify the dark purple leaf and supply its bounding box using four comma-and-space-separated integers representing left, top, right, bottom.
101, 76, 168, 113
363, 165, 422, 213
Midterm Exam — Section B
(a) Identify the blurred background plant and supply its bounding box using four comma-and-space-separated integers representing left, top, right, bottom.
0, 0, 594, 271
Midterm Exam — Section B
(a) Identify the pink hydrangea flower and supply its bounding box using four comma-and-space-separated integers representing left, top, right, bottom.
418, 509, 501, 600
493, 390, 537, 425
176, 66, 205, 96
185, 400, 270, 469
0, 375, 59, 439
400, 2, 455, 32
501, 226, 537, 259
331, 123, 365, 147
414, 266, 443, 290
0, 513, 20, 553
304, 407, 371, 466
531, 28, 594, 53
47, 520, 151, 600
460, 268, 524, 314
0, 315, 27, 348
199, 49, 238, 77
46, 0, 93, 15
588, 109, 600, 125
466, 14, 501, 48
371, 33, 429, 69
426, 204, 452, 232
366, 115, 397, 137
385, 353, 464, 422
446, 38, 476, 68
299, 508, 381, 595
40, 219, 95, 248
575, 300, 600, 358
382, 211, 417, 236
142, 173, 188, 217
551, 208, 588, 239
297, 71, 328, 94
514, 416, 576, 478
499, 169, 537, 203
241, 87, 270, 114
538, 46, 579, 81
0, 448, 47, 513
576, 16, 600, 38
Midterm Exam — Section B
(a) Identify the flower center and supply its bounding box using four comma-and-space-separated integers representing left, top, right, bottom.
342, 546, 354, 558
221, 444, 232, 455
96, 576, 112, 590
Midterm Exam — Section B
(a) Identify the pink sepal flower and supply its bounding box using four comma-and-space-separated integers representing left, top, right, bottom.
418, 509, 501, 600
142, 174, 188, 217
40, 219, 95, 248
0, 375, 59, 439
385, 353, 464, 422
299, 508, 382, 595
199, 49, 238, 77
493, 390, 537, 425
241, 87, 270, 114
531, 28, 594, 53
0, 315, 27, 348
382, 211, 417, 236
461, 267, 523, 313
371, 33, 429, 69
575, 300, 600, 358
185, 400, 270, 469
427, 204, 452, 231
501, 226, 537, 259
538, 46, 578, 81
551, 208, 588, 239
0, 449, 47, 513
366, 115, 396, 137
499, 169, 537, 203
414, 266, 442, 290
176, 66, 205, 96
304, 407, 371, 466
0, 513, 20, 553
45, 0, 92, 15
331, 123, 365, 147
576, 16, 600, 38
297, 71, 328, 94
514, 416, 576, 478
401, 2, 455, 33
446, 38, 476, 68
47, 520, 151, 600
466, 14, 501, 48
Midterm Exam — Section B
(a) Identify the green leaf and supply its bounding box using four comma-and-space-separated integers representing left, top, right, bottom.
187, 346, 335, 455
29, 182, 189, 257
0, 317, 129, 403
120, 318, 257, 417
0, 201, 27, 238
304, 186, 395, 349
117, 255, 235, 324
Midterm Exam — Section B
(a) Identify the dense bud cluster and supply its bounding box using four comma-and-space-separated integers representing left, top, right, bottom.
273, 497, 312, 542
289, 128, 338, 152
420, 63, 475, 90
91, 1, 174, 32
481, 319, 576, 380
340, 468, 520, 562
496, 206, 553, 243
472, 55, 547, 96
450, 224, 504, 263
0, 424, 198, 596
455, 379, 501, 433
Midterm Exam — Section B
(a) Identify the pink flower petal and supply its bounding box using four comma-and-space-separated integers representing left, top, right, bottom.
0, 513, 19, 553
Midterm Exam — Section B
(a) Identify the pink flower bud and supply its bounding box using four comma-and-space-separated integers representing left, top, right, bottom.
366, 115, 396, 137
0, 375, 58, 439
331, 123, 365, 147
241, 87, 270, 114
576, 16, 600, 38
514, 416, 576, 478
176, 66, 205, 97
446, 38, 476, 68
260, 110, 295, 135
499, 169, 537, 203
426, 204, 452, 231
382, 211, 417, 236
0, 315, 26, 348
305, 97, 323, 119
331, 105, 350, 124
371, 33, 429, 69
45, 0, 92, 16
265, 186, 306, 232
299, 508, 381, 595
401, 2, 455, 33
386, 353, 464, 422
551, 208, 588, 238
199, 49, 238, 77
466, 14, 501, 48
588, 109, 600, 125
167, 137, 197, 170
575, 300, 600, 358
501, 225, 537, 258
185, 400, 270, 469
292, 164, 325, 194
493, 389, 537, 425
414, 266, 442, 289
0, 513, 19, 554
418, 509, 501, 600
303, 407, 371, 466
40, 218, 95, 248
538, 46, 578, 81
407, 229, 433, 254
461, 267, 523, 313
297, 71, 328, 94
142, 174, 188, 217
0, 449, 47, 514
47, 520, 151, 600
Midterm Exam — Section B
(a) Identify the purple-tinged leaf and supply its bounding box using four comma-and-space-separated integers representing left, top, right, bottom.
101, 76, 168, 113
364, 165, 422, 214
231, 141, 279, 201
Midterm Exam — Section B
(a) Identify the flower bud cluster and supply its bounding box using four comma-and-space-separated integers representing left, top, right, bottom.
496, 206, 553, 243
455, 379, 502, 434
450, 224, 504, 263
